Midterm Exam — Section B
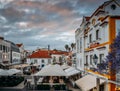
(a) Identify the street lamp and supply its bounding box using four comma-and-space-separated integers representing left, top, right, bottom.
93, 54, 98, 65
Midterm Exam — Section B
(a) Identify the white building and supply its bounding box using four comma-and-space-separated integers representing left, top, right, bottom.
50, 50, 68, 65
0, 37, 11, 65
75, 0, 120, 91
16, 43, 26, 63
27, 50, 52, 69
10, 42, 20, 65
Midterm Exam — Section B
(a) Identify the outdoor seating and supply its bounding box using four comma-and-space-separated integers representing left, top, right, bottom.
37, 84, 50, 90
0, 76, 24, 87
54, 84, 67, 90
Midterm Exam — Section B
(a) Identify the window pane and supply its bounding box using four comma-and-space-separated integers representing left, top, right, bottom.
90, 55, 93, 65
96, 30, 99, 40
99, 54, 104, 63
89, 34, 92, 43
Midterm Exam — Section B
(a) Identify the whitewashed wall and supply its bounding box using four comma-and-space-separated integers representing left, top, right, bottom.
27, 58, 52, 69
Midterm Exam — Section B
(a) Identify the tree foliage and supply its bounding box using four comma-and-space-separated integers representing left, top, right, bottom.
65, 44, 69, 51
97, 32, 120, 75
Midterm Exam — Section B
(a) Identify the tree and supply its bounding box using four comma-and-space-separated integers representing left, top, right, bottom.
65, 44, 69, 51
97, 32, 120, 75
68, 47, 71, 52
71, 43, 75, 51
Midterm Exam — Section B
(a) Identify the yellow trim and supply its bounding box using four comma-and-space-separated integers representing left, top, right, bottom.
86, 69, 110, 79
115, 87, 120, 90
98, 17, 104, 21
108, 17, 119, 91
108, 17, 116, 47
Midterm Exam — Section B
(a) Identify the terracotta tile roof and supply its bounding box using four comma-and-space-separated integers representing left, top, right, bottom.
50, 50, 69, 55
16, 43, 23, 47
28, 50, 69, 58
85, 16, 90, 21
28, 50, 51, 58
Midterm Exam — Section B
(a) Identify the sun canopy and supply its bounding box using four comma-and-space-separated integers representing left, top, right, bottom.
8, 69, 21, 75
0, 69, 21, 76
75, 74, 105, 91
0, 69, 12, 76
35, 64, 67, 76
64, 67, 80, 76
61, 64, 70, 70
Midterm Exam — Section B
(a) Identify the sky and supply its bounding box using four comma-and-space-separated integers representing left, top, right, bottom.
0, 0, 109, 50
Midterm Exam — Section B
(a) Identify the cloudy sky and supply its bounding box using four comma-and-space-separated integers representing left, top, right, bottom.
0, 0, 108, 50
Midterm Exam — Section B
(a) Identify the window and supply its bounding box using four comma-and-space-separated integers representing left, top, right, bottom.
42, 59, 44, 63
90, 55, 93, 65
92, 19, 96, 25
3, 45, 5, 52
34, 59, 37, 64
80, 37, 82, 52
0, 45, 2, 50
89, 34, 92, 43
0, 53, 2, 59
96, 30, 100, 40
85, 55, 88, 65
111, 4, 116, 10
99, 54, 104, 63
77, 39, 79, 52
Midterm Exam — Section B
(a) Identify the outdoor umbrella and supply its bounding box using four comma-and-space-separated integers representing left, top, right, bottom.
0, 69, 4, 72
35, 64, 67, 76
61, 64, 70, 70
0, 69, 12, 76
64, 67, 80, 76
8, 68, 21, 75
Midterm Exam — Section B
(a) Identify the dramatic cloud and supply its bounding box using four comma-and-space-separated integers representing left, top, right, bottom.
0, 0, 108, 50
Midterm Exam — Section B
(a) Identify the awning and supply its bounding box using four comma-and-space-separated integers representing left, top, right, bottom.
8, 69, 21, 75
35, 64, 67, 76
0, 68, 21, 76
61, 64, 70, 70
11, 64, 30, 68
75, 74, 105, 91
65, 67, 80, 76
67, 69, 80, 76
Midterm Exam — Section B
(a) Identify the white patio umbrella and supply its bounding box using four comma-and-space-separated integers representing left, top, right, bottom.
64, 67, 75, 73
0, 69, 4, 72
61, 64, 70, 70
8, 69, 21, 75
65, 67, 80, 76
35, 64, 67, 76
0, 69, 12, 76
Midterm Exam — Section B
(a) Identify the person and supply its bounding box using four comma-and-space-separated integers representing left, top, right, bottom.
24, 79, 27, 85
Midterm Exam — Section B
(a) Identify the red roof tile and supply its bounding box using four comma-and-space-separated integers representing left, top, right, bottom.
28, 50, 69, 58
50, 50, 69, 55
16, 43, 23, 47
85, 16, 90, 21
28, 50, 51, 58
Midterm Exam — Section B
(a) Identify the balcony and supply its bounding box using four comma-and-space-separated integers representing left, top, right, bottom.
89, 42, 100, 48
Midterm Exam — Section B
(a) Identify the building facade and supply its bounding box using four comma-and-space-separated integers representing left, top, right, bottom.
75, 0, 120, 91
27, 49, 52, 69
16, 43, 26, 63
10, 42, 20, 64
50, 50, 69, 65
0, 37, 11, 65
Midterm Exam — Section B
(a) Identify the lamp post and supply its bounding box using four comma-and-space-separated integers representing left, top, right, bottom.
93, 54, 100, 91
93, 54, 98, 65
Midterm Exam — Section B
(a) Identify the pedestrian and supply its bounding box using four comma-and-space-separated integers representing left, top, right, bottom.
24, 79, 27, 85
